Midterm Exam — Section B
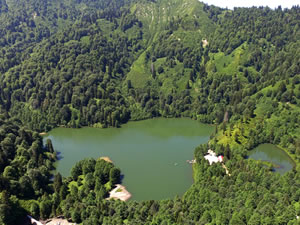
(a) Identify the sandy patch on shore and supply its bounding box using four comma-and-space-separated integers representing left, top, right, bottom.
45, 218, 76, 225
27, 216, 75, 225
100, 156, 113, 163
107, 184, 132, 201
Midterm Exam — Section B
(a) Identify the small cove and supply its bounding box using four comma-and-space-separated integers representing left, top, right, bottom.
249, 143, 295, 174
45, 118, 214, 201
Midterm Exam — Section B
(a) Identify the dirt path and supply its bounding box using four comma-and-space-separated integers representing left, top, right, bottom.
222, 163, 231, 176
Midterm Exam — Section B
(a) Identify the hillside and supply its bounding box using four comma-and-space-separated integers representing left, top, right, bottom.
0, 0, 299, 224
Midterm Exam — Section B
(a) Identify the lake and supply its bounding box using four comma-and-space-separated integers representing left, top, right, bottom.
45, 118, 214, 201
249, 143, 295, 174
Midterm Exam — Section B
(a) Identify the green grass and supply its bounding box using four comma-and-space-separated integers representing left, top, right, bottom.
126, 0, 215, 94
96, 19, 115, 34
192, 163, 200, 182
126, 51, 152, 88
207, 43, 251, 77
216, 81, 300, 168
64, 39, 79, 47
80, 36, 90, 45
132, 0, 214, 50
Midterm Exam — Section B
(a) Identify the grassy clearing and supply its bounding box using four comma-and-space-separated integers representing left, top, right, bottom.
154, 57, 191, 95
126, 51, 152, 89
207, 43, 251, 77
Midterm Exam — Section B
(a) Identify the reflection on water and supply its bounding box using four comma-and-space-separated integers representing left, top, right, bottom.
249, 143, 295, 174
45, 118, 214, 201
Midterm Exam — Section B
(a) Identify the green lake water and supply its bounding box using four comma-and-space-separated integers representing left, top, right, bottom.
249, 143, 295, 174
46, 118, 214, 201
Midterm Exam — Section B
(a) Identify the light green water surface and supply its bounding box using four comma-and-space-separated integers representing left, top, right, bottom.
46, 118, 214, 200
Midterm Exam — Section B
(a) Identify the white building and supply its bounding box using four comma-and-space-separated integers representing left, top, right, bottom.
204, 150, 223, 165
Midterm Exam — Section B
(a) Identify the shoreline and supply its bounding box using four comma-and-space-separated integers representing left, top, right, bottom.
27, 216, 76, 225
276, 145, 299, 169
250, 143, 298, 169
100, 156, 113, 164
107, 184, 132, 201
44, 218, 76, 225
43, 116, 215, 132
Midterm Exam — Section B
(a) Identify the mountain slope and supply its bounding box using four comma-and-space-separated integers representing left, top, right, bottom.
0, 0, 299, 224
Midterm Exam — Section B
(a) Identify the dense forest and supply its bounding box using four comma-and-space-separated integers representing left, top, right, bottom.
0, 0, 299, 224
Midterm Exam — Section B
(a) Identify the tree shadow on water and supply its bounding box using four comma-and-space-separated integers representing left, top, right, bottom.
56, 151, 64, 160
119, 174, 125, 184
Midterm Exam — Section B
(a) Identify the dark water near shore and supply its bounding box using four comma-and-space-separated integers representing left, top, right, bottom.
46, 118, 214, 200
249, 143, 295, 174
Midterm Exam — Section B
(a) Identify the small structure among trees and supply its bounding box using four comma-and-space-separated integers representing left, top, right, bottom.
204, 150, 223, 165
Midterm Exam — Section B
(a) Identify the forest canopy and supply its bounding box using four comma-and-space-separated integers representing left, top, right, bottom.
0, 0, 299, 224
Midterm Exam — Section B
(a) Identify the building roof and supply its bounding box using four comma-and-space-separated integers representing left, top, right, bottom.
204, 150, 223, 165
